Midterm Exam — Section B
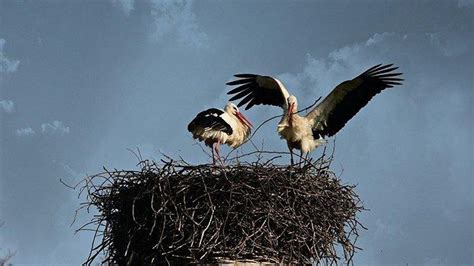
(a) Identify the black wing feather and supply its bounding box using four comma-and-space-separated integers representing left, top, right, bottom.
234, 74, 259, 78
226, 75, 288, 110
187, 108, 233, 135
229, 87, 253, 101
311, 64, 404, 138
228, 83, 252, 94
226, 78, 254, 86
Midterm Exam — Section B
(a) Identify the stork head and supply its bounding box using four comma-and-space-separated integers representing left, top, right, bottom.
225, 102, 253, 128
287, 95, 298, 124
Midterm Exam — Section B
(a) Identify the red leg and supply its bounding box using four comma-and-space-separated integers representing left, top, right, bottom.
212, 142, 218, 165
215, 141, 224, 166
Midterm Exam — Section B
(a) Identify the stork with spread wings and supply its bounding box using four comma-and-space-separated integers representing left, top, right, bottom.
226, 64, 403, 164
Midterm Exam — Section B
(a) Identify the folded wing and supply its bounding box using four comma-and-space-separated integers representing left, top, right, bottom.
188, 108, 233, 135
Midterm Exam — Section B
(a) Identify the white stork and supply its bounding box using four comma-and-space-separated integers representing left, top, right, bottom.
226, 64, 403, 164
188, 102, 253, 165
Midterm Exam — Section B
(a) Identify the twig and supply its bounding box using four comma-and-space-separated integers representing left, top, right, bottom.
72, 151, 364, 265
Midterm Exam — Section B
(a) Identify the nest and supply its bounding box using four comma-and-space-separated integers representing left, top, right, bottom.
75, 152, 365, 265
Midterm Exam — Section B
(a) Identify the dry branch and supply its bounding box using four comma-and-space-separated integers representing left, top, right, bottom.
75, 153, 365, 265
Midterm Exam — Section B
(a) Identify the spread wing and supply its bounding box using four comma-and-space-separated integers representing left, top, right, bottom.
226, 74, 290, 110
307, 64, 404, 138
187, 108, 233, 135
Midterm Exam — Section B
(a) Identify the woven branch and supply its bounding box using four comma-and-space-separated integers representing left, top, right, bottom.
74, 152, 365, 265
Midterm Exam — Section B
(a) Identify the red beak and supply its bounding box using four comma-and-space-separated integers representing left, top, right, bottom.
236, 112, 253, 128
287, 103, 294, 123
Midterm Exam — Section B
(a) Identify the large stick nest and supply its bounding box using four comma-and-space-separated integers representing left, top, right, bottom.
75, 152, 365, 265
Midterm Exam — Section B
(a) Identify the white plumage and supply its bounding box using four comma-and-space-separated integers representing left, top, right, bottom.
188, 103, 252, 164
227, 64, 403, 164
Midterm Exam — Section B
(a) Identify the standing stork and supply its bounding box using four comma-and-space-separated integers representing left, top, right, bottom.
188, 103, 253, 165
226, 64, 403, 165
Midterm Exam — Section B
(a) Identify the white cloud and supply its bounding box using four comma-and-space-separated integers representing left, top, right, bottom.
277, 52, 352, 99
15, 121, 70, 138
277, 31, 471, 102
41, 120, 70, 135
428, 32, 469, 57
457, 0, 474, 8
0, 39, 20, 73
110, 0, 207, 48
112, 0, 135, 16
0, 100, 15, 113
15, 127, 36, 137
365, 32, 394, 47
149, 0, 208, 49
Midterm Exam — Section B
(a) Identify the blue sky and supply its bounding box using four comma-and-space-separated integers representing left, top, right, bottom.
0, 0, 472, 264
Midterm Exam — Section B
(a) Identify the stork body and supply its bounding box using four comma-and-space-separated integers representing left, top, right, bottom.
226, 64, 404, 164
278, 106, 325, 152
188, 103, 252, 165
276, 96, 326, 164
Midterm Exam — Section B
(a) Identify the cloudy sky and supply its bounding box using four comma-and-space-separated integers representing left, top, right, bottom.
0, 0, 472, 264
